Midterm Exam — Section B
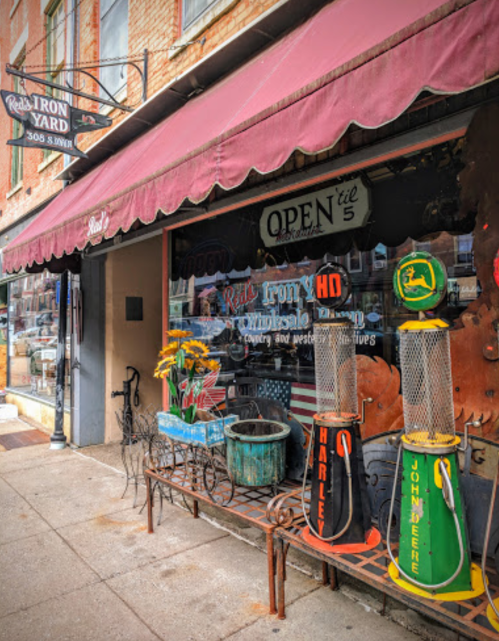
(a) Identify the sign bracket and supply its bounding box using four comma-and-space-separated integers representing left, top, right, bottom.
5, 49, 149, 113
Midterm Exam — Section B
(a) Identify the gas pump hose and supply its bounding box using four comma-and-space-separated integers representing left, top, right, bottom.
301, 424, 353, 542
386, 443, 465, 591
481, 452, 499, 619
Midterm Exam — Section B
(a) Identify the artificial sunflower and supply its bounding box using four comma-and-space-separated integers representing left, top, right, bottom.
184, 357, 196, 371
166, 329, 193, 338
154, 355, 176, 378
200, 358, 220, 372
183, 339, 210, 358
159, 341, 180, 358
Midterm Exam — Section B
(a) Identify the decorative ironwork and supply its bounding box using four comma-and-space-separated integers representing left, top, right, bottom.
6, 49, 148, 113
117, 404, 158, 508
266, 487, 303, 528
274, 519, 499, 640
146, 432, 235, 507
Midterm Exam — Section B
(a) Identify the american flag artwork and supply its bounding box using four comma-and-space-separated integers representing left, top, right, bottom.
180, 369, 226, 410
290, 382, 317, 429
257, 379, 291, 408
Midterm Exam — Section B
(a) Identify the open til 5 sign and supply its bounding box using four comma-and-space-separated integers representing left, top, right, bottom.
260, 177, 371, 248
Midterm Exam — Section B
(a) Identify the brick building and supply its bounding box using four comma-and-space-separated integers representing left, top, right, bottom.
0, 0, 311, 430
1, 1, 499, 635
0, 0, 287, 234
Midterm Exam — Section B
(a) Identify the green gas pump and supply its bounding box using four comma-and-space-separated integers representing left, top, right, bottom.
386, 319, 485, 600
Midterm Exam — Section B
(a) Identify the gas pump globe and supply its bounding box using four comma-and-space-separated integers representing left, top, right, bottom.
387, 319, 485, 599
301, 319, 379, 552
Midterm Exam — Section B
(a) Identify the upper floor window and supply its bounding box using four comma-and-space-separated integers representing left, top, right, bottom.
100, 0, 128, 97
182, 0, 220, 31
11, 66, 24, 188
43, 1, 66, 160
47, 0, 65, 97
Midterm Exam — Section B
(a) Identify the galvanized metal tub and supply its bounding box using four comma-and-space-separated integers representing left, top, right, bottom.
224, 419, 290, 487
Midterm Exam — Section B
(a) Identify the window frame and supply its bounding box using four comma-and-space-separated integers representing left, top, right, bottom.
10, 65, 24, 189
43, 0, 66, 160
99, 0, 129, 99
46, 0, 66, 97
181, 0, 221, 32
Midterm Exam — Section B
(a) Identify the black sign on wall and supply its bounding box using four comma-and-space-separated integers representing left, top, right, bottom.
1, 91, 112, 158
314, 262, 351, 309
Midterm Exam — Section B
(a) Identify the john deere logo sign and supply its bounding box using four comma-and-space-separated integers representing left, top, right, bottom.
393, 251, 447, 312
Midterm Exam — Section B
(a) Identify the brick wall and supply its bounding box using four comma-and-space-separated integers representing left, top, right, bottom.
0, 0, 286, 237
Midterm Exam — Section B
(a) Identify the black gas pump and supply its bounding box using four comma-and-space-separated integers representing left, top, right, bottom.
111, 366, 140, 442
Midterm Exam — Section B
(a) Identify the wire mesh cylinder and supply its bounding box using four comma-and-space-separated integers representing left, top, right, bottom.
399, 324, 455, 445
313, 319, 358, 418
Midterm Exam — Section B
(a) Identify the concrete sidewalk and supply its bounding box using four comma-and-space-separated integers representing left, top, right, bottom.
0, 418, 424, 641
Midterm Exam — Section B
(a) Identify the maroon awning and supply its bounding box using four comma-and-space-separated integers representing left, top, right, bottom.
4, 0, 498, 273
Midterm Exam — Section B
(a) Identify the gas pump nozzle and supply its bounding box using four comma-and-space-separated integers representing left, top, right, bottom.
439, 459, 456, 511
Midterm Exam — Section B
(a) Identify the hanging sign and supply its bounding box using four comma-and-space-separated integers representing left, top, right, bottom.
260, 177, 370, 248
314, 262, 351, 309
1, 91, 112, 158
393, 251, 447, 312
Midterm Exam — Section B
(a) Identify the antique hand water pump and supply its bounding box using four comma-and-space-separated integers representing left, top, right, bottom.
301, 319, 379, 552
387, 319, 485, 599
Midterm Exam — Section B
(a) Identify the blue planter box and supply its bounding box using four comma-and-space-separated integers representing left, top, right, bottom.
157, 412, 238, 448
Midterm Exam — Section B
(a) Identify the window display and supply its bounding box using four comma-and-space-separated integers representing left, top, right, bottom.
169, 139, 497, 442
8, 272, 71, 405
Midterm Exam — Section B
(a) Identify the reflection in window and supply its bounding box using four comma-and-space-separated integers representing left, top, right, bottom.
170, 227, 482, 388
347, 247, 362, 273
372, 243, 387, 270
413, 239, 432, 253
455, 233, 474, 268
8, 272, 71, 406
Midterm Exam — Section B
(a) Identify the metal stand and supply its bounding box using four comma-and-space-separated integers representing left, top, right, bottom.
50, 270, 68, 450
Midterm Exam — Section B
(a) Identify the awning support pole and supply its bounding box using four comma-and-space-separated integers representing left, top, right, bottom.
50, 270, 68, 450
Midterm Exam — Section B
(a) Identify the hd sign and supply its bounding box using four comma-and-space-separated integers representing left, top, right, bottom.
314, 262, 351, 309
1, 91, 111, 158
260, 177, 370, 247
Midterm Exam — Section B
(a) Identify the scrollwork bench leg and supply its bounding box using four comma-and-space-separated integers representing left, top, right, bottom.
277, 538, 286, 620
146, 473, 154, 534
267, 531, 277, 615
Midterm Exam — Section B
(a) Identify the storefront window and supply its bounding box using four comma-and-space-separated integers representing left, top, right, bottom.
8, 272, 71, 406
169, 138, 494, 432
170, 232, 479, 368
